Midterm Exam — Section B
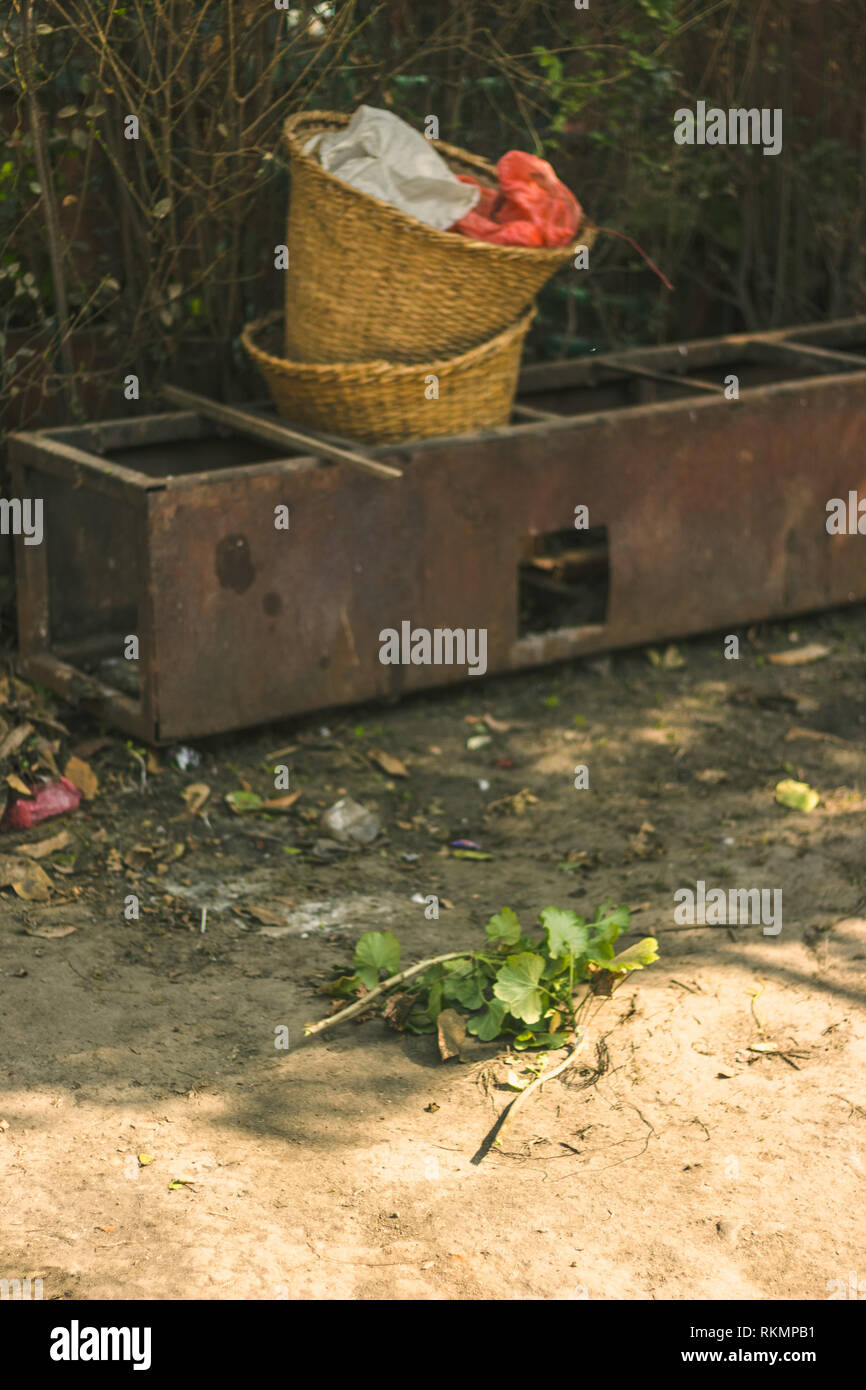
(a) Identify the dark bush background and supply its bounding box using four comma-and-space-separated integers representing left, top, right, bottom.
1, 0, 864, 430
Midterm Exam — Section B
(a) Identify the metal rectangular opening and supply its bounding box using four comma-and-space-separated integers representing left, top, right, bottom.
518, 525, 610, 636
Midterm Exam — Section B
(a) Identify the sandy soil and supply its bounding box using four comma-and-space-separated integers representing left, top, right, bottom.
1, 607, 865, 1301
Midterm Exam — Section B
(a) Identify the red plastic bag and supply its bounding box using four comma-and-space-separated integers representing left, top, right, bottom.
451, 151, 582, 248
1, 777, 82, 830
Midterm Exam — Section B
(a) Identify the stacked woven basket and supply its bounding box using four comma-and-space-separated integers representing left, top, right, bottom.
242, 110, 594, 446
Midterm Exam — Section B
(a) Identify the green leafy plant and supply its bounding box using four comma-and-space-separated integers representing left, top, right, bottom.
308, 901, 658, 1054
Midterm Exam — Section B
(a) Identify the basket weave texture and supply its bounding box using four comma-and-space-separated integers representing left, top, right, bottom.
282, 109, 594, 363
242, 306, 535, 445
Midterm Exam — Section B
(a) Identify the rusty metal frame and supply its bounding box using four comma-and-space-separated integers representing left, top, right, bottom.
9, 316, 866, 742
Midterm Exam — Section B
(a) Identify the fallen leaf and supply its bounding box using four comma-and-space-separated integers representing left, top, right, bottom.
98, 1225, 115, 1234
182, 783, 210, 815
382, 991, 415, 1031
768, 643, 831, 666
123, 844, 153, 870
266, 744, 298, 760
137, 1154, 154, 1167
64, 756, 99, 801
424, 1102, 440, 1113
34, 738, 60, 778
504, 1068, 530, 1091
694, 769, 728, 785
775, 779, 820, 812
647, 645, 685, 669
157, 842, 186, 864
0, 1118, 10, 1132
68, 737, 113, 760
749, 1042, 779, 1053
486, 788, 538, 816
260, 790, 302, 812
225, 790, 263, 814
629, 820, 664, 858
6, 773, 33, 797
24, 924, 77, 939
483, 712, 512, 733
3, 858, 53, 901
0, 723, 33, 760
450, 848, 493, 860
168, 1178, 196, 1190
466, 735, 492, 751
244, 903, 291, 927
17, 830, 72, 859
436, 1008, 466, 1061
368, 748, 409, 778
784, 726, 846, 745
146, 750, 162, 774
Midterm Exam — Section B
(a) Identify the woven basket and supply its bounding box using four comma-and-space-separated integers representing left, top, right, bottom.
282, 109, 594, 363
241, 306, 535, 445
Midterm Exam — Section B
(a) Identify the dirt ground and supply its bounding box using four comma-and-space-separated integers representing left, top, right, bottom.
1, 607, 865, 1302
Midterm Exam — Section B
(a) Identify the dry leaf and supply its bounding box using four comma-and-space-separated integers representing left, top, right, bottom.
260, 790, 302, 812
0, 723, 33, 760
69, 737, 113, 760
436, 1008, 466, 1062
35, 738, 60, 777
17, 830, 71, 859
182, 783, 210, 815
368, 748, 409, 778
24, 923, 77, 939
784, 726, 846, 745
6, 773, 33, 797
768, 643, 831, 666
693, 769, 728, 785
146, 750, 163, 775
483, 712, 512, 733
123, 844, 153, 870
8, 859, 53, 902
64, 756, 99, 801
244, 902, 291, 927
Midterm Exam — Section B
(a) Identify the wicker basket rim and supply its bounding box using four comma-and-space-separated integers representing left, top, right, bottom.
242, 306, 536, 380
282, 108, 581, 265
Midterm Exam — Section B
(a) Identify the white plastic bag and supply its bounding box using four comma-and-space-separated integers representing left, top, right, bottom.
306, 105, 479, 230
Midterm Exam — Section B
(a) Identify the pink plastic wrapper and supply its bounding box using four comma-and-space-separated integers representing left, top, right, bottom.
1, 776, 82, 830
451, 151, 582, 247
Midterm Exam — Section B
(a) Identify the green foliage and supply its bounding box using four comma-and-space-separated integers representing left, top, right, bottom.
353, 930, 401, 990
342, 899, 659, 1052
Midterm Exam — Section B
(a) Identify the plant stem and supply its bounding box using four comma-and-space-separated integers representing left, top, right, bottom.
300, 951, 473, 1044
491, 1031, 587, 1150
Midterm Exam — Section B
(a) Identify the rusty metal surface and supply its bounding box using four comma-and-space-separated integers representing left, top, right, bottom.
9, 319, 866, 742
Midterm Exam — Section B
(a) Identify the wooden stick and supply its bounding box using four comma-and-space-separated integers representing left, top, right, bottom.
602, 358, 725, 394
491, 1033, 587, 1150
746, 338, 866, 374
162, 385, 403, 481
300, 951, 472, 1043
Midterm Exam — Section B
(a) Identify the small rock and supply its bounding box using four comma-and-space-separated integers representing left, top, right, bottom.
319, 798, 380, 845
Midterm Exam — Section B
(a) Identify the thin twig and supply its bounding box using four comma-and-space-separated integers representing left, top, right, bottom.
300, 951, 472, 1043
492, 1033, 587, 1150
